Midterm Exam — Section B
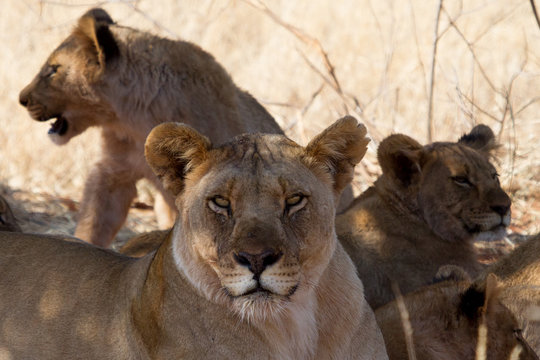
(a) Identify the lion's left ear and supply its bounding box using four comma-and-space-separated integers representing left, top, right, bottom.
304, 116, 369, 196
74, 8, 119, 72
458, 124, 498, 157
145, 123, 212, 197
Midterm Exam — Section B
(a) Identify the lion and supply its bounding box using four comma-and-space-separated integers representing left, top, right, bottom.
18, 8, 283, 248
476, 233, 540, 353
375, 274, 539, 359
336, 124, 512, 309
0, 117, 388, 359
0, 194, 21, 232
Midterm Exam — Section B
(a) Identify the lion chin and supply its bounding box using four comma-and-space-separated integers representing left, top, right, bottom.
232, 292, 290, 323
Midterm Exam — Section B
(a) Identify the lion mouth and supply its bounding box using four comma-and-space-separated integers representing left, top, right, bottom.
47, 116, 69, 136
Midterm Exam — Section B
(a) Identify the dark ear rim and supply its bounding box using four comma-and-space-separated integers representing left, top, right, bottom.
377, 134, 423, 188
75, 8, 119, 69
457, 124, 498, 156
459, 273, 501, 320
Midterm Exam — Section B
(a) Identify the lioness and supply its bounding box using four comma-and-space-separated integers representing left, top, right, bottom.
375, 275, 539, 359
0, 117, 388, 359
0, 194, 21, 232
18, 8, 283, 248
477, 233, 540, 353
337, 125, 512, 308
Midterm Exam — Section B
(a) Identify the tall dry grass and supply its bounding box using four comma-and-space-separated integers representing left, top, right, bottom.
0, 0, 538, 234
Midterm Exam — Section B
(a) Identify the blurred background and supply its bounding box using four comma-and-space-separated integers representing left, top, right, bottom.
0, 0, 538, 241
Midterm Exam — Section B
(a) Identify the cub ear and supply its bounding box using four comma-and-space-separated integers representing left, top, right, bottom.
459, 273, 501, 320
457, 124, 498, 157
145, 123, 212, 197
304, 116, 369, 196
377, 134, 423, 187
74, 8, 119, 72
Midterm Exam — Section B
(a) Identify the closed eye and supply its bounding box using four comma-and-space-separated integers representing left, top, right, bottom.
452, 176, 472, 187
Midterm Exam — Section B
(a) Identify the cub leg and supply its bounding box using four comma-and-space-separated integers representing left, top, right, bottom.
74, 162, 138, 248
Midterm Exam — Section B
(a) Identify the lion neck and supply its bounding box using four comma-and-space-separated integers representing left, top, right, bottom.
374, 176, 424, 225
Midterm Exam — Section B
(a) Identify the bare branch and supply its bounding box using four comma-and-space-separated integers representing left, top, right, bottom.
427, 0, 444, 142
531, 0, 540, 30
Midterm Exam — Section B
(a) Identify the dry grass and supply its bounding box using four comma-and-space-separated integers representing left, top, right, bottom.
0, 0, 538, 241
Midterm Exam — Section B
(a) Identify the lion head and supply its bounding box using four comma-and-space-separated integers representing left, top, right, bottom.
144, 117, 369, 323
377, 124, 511, 243
18, 9, 119, 145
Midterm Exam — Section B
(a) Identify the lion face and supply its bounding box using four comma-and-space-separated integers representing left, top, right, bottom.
418, 143, 511, 241
378, 125, 511, 243
18, 9, 117, 145
145, 118, 369, 323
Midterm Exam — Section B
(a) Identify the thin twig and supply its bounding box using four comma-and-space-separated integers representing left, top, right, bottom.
530, 0, 540, 30
427, 0, 444, 142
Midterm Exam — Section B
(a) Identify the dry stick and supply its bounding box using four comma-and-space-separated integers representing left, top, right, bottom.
531, 0, 540, 30
407, 0, 429, 103
442, 10, 498, 93
391, 282, 417, 360
427, 0, 444, 143
241, 0, 385, 142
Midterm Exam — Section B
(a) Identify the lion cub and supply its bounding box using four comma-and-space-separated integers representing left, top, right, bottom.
477, 233, 540, 354
337, 125, 511, 308
0, 117, 388, 359
19, 8, 282, 248
376, 275, 538, 359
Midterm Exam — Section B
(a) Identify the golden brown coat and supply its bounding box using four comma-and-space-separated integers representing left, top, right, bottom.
18, 8, 282, 247
337, 125, 512, 308
0, 117, 387, 359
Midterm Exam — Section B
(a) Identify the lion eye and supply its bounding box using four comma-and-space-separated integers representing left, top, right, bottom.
208, 196, 231, 216
285, 194, 307, 215
452, 176, 471, 187
211, 196, 230, 209
44, 64, 60, 78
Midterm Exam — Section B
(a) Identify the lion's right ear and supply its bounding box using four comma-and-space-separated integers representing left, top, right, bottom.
145, 123, 212, 197
74, 8, 119, 72
377, 134, 424, 187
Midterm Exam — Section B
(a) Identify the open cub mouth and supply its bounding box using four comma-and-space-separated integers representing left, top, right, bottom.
46, 116, 68, 136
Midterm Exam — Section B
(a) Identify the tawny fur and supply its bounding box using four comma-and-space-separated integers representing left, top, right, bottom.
477, 234, 540, 354
18, 8, 282, 247
0, 117, 387, 359
375, 275, 538, 360
337, 125, 512, 308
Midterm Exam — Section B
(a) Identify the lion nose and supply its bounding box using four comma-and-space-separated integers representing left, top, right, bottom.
19, 93, 29, 107
487, 188, 511, 217
234, 250, 282, 279
491, 204, 510, 217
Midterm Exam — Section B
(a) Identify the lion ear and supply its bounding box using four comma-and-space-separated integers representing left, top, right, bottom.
145, 123, 212, 197
74, 8, 119, 71
304, 116, 369, 196
458, 124, 498, 157
377, 134, 423, 187
459, 273, 502, 320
